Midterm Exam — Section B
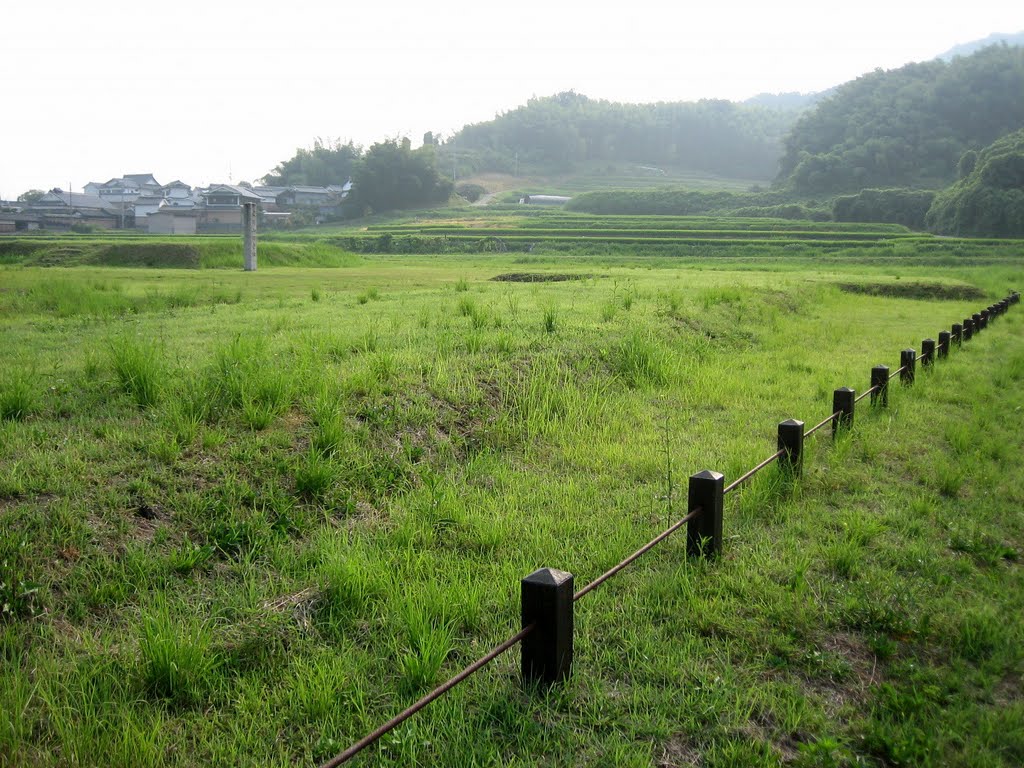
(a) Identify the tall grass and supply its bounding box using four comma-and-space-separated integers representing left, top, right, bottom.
110, 336, 164, 408
138, 595, 221, 705
0, 370, 40, 421
609, 329, 670, 387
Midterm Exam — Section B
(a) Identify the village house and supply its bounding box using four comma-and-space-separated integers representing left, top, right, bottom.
146, 209, 198, 235
198, 184, 263, 232
13, 190, 121, 229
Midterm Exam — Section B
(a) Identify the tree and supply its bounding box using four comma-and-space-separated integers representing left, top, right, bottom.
17, 189, 45, 203
349, 139, 453, 215
263, 139, 361, 186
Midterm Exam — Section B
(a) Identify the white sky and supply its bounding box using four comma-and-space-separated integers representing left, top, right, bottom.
1, 0, 1020, 195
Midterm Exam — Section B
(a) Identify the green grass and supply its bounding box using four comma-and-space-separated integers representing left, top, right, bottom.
0, 231, 1022, 767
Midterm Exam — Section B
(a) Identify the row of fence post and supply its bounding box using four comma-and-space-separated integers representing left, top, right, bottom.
323, 290, 1019, 766
520, 290, 1019, 686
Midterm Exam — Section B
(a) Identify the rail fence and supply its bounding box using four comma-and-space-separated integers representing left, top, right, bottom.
320, 290, 1021, 768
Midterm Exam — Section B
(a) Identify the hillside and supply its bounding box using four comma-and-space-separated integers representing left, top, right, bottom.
775, 45, 1024, 195
441, 91, 799, 182
938, 31, 1024, 61
926, 127, 1024, 236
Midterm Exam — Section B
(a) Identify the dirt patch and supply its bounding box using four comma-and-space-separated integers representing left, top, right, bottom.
803, 631, 880, 718
658, 735, 703, 767
838, 282, 986, 301
491, 272, 593, 283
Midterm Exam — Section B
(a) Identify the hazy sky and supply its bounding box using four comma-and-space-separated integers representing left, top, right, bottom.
2, 1, 1021, 196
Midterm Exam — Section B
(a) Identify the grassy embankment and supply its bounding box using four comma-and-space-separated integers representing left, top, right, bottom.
1, 228, 1022, 767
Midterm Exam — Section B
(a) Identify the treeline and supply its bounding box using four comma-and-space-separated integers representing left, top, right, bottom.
832, 189, 936, 230
443, 91, 799, 179
264, 138, 452, 216
776, 45, 1024, 194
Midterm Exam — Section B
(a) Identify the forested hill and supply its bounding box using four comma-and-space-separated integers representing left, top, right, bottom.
444, 91, 799, 180
775, 44, 1024, 195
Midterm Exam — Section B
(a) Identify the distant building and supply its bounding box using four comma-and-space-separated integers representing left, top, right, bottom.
132, 196, 164, 223
253, 186, 287, 212
147, 209, 198, 235
84, 174, 161, 204
24, 190, 120, 228
276, 186, 334, 207
160, 180, 192, 200
199, 184, 263, 232
520, 194, 572, 206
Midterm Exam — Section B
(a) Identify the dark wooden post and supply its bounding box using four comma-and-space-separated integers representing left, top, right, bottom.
921, 338, 935, 368
952, 323, 963, 346
938, 331, 950, 359
777, 419, 805, 475
972, 313, 982, 333
832, 387, 855, 437
981, 309, 990, 328
900, 349, 916, 385
964, 318, 974, 340
687, 470, 724, 559
871, 365, 889, 407
521, 568, 574, 685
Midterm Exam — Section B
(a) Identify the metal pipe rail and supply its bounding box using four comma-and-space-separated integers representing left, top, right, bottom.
805, 410, 843, 439
724, 449, 785, 494
854, 385, 879, 404
574, 507, 703, 601
320, 624, 536, 767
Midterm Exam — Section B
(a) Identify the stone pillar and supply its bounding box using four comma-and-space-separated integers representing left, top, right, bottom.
243, 203, 257, 271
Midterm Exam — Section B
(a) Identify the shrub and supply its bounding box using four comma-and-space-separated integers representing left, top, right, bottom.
455, 183, 487, 203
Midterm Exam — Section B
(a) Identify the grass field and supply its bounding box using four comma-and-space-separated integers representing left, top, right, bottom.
1, 227, 1023, 767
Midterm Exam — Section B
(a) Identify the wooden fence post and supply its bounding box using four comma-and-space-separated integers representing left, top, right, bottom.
687, 470, 724, 559
952, 323, 963, 346
521, 568, 574, 685
777, 419, 805, 475
921, 338, 935, 368
938, 331, 950, 359
964, 318, 974, 341
871, 365, 889, 407
832, 387, 855, 436
900, 349, 916, 385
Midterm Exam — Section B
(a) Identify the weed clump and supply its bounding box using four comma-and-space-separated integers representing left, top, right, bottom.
138, 596, 220, 705
397, 601, 454, 695
110, 336, 164, 408
315, 541, 385, 632
206, 336, 293, 428
0, 371, 39, 421
610, 329, 669, 387
294, 452, 338, 501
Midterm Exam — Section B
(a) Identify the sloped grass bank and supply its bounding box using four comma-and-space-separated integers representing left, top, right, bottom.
0, 237, 358, 269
